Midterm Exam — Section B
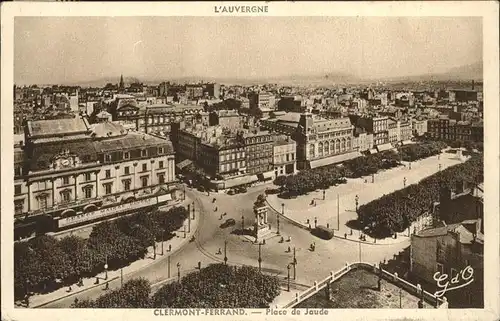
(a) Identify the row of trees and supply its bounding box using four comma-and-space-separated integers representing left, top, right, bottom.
274, 150, 402, 196
73, 264, 281, 308
398, 141, 447, 162
14, 206, 189, 300
357, 154, 483, 238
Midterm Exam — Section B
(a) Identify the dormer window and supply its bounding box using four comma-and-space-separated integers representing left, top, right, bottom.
105, 154, 112, 162
141, 149, 148, 157
124, 151, 130, 160
158, 147, 164, 154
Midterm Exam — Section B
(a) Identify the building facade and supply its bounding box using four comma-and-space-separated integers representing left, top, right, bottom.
272, 136, 297, 178
427, 118, 483, 142
294, 113, 359, 169
243, 130, 275, 175
14, 117, 176, 238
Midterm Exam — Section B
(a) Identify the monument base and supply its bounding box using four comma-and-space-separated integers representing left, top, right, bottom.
254, 224, 272, 242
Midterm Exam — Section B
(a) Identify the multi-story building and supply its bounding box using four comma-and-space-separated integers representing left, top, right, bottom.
272, 136, 297, 178
243, 130, 275, 175
399, 120, 413, 142
185, 85, 204, 100
203, 83, 221, 99
350, 115, 390, 147
14, 116, 176, 239
249, 92, 275, 111
294, 113, 360, 169
427, 118, 483, 142
388, 118, 399, 144
412, 118, 428, 137
140, 104, 205, 136
410, 181, 484, 308
177, 125, 246, 179
352, 127, 374, 153
208, 110, 242, 130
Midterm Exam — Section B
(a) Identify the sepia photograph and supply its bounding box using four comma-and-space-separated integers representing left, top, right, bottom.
1, 2, 499, 321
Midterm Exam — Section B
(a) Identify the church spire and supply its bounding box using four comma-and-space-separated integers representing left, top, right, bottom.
119, 74, 124, 89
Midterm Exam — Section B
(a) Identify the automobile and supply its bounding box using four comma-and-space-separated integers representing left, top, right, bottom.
220, 218, 236, 229
236, 186, 247, 193
227, 189, 235, 195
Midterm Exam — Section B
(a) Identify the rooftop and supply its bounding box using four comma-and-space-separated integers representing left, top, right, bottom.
27, 117, 90, 138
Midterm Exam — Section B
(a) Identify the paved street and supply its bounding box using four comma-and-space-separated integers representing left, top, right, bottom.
267, 151, 467, 243
42, 181, 408, 308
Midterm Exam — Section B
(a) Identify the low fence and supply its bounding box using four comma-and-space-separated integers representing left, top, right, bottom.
280, 262, 447, 309
265, 199, 311, 232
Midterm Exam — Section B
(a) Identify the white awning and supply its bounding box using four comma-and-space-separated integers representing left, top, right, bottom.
309, 151, 362, 169
224, 175, 258, 189
377, 143, 394, 152
369, 148, 378, 154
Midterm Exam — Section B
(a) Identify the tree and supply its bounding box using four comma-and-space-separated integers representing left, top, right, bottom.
58, 235, 88, 283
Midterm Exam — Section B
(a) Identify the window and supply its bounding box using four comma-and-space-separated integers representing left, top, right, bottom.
105, 170, 111, 179
158, 147, 164, 154
61, 190, 71, 203
436, 263, 444, 275
124, 152, 130, 160
85, 173, 92, 181
141, 149, 148, 157
158, 173, 165, 184
142, 163, 147, 172
104, 183, 112, 195
15, 200, 24, 215
105, 154, 112, 162
62, 176, 70, 185
38, 195, 48, 209
124, 166, 130, 175
159, 161, 164, 169
123, 179, 131, 191
83, 186, 92, 199
15, 185, 21, 195
141, 176, 149, 187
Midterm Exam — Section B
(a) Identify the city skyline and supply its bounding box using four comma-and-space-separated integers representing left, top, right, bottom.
14, 17, 482, 86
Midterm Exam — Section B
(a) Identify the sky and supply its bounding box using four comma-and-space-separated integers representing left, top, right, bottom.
14, 17, 482, 85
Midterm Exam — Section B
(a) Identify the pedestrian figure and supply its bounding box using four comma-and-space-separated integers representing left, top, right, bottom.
213, 198, 216, 203
364, 179, 367, 183
68, 286, 72, 292
169, 244, 172, 252
280, 236, 284, 243
326, 223, 329, 228
95, 277, 100, 285
350, 229, 353, 235
223, 212, 227, 216
217, 247, 222, 254
344, 233, 347, 239
214, 207, 218, 212
310, 200, 314, 205
220, 214, 223, 220
105, 282, 109, 290
314, 201, 317, 207
263, 239, 266, 245
306, 219, 310, 224
287, 246, 291, 253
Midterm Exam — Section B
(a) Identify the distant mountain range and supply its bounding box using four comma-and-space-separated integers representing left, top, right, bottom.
66, 61, 482, 87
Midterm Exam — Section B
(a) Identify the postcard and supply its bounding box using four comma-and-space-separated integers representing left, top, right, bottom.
1, 2, 499, 321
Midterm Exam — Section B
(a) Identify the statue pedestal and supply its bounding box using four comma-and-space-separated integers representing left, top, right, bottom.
254, 223, 271, 242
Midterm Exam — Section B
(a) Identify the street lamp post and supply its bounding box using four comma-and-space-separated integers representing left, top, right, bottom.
403, 177, 407, 188
355, 195, 359, 212
314, 217, 317, 228
409, 162, 412, 170
371, 173, 374, 183
287, 264, 291, 292
323, 190, 326, 200
258, 242, 262, 273
120, 267, 123, 287
293, 247, 297, 280
192, 203, 195, 220
281, 203, 284, 216
104, 263, 108, 280
224, 240, 228, 265
439, 164, 442, 171
188, 211, 191, 233
337, 194, 340, 230
167, 255, 171, 278
242, 215, 245, 230
161, 233, 164, 255
277, 213, 280, 235
177, 262, 181, 283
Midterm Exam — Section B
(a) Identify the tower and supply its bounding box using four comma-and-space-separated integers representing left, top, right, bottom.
119, 74, 124, 90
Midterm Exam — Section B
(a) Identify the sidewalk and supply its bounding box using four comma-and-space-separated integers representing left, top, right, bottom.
267, 152, 467, 246
22, 197, 199, 308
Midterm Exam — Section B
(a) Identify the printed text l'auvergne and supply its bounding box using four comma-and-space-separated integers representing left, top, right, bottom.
214, 6, 269, 13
